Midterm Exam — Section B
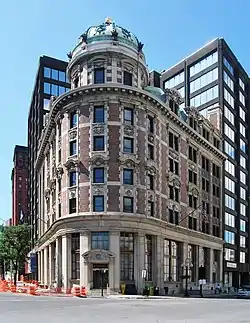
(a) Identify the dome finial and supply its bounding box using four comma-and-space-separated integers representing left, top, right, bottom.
105, 17, 112, 25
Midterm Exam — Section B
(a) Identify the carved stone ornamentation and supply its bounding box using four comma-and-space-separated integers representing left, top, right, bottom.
168, 148, 179, 161
119, 156, 140, 166
68, 129, 77, 140
124, 124, 134, 136
168, 202, 180, 212
164, 88, 182, 105
45, 188, 50, 200
93, 124, 105, 135
125, 190, 132, 196
148, 194, 154, 201
90, 156, 108, 166
58, 137, 61, 150
64, 157, 80, 170
49, 178, 56, 191
82, 249, 115, 263
146, 165, 157, 176
56, 166, 64, 179
69, 187, 77, 199
93, 186, 104, 195
148, 133, 154, 143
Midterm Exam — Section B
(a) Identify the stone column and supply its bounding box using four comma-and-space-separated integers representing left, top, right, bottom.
61, 234, 72, 291
48, 244, 53, 287
109, 232, 120, 291
134, 233, 145, 294
181, 243, 188, 288
43, 247, 48, 286
208, 249, 214, 284
55, 237, 62, 287
80, 232, 89, 288
155, 236, 164, 293
39, 250, 44, 284
219, 249, 223, 283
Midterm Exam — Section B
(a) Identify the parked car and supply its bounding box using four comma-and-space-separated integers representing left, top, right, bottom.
237, 286, 250, 299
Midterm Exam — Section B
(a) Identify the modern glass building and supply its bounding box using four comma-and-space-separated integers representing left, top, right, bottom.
27, 56, 70, 255
160, 38, 249, 288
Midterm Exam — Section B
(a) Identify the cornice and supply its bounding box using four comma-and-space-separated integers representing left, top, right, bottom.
35, 85, 226, 169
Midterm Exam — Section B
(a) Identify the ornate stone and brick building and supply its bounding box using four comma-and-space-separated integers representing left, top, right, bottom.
34, 18, 225, 294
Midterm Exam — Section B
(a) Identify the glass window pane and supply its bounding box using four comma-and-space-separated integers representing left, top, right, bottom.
59, 71, 66, 82
51, 69, 59, 80
44, 82, 51, 94
44, 67, 51, 78
51, 84, 58, 96
58, 86, 65, 95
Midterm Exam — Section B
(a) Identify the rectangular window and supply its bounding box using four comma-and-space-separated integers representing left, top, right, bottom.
93, 136, 105, 151
223, 57, 234, 75
120, 232, 134, 281
190, 85, 218, 107
240, 203, 246, 216
225, 160, 235, 176
240, 219, 246, 232
212, 184, 220, 197
91, 232, 109, 250
148, 144, 154, 160
71, 233, 80, 279
123, 197, 133, 213
169, 158, 179, 175
225, 212, 235, 227
94, 68, 105, 84
190, 68, 218, 93
51, 84, 58, 96
225, 176, 235, 193
225, 248, 235, 261
224, 230, 235, 244
123, 169, 133, 185
147, 174, 154, 190
123, 137, 134, 153
240, 252, 246, 263
202, 178, 210, 192
240, 123, 246, 137
239, 92, 245, 106
240, 236, 246, 248
239, 107, 245, 121
190, 52, 218, 77
240, 139, 246, 153
224, 141, 235, 158
164, 71, 184, 88
188, 170, 197, 185
59, 71, 66, 82
93, 168, 104, 183
93, 195, 104, 212
43, 98, 50, 111
123, 71, 133, 86
224, 71, 234, 92
69, 198, 76, 214
224, 106, 235, 125
169, 210, 179, 225
169, 132, 179, 151
240, 171, 246, 185
94, 106, 105, 123
239, 78, 245, 91
147, 115, 154, 133
148, 201, 154, 217
202, 156, 210, 171
124, 108, 134, 125
70, 112, 78, 128
70, 140, 77, 156
177, 86, 185, 98
188, 146, 197, 163
58, 86, 66, 95
224, 88, 234, 108
169, 186, 179, 202
240, 187, 246, 200
189, 195, 198, 209
225, 194, 235, 210
69, 171, 77, 187
240, 155, 246, 168
44, 67, 51, 78
51, 69, 59, 80
44, 82, 51, 95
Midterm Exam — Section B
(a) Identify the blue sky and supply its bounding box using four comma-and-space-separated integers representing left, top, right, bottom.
0, 0, 249, 221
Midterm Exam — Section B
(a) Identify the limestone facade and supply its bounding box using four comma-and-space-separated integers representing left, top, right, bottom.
34, 19, 225, 294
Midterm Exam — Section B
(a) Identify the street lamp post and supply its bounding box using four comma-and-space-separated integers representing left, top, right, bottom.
181, 258, 193, 297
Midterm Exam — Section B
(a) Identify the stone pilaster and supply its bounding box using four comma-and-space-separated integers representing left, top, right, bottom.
134, 233, 145, 294
109, 232, 120, 291
155, 236, 164, 293
80, 232, 89, 288
219, 249, 223, 283
55, 237, 62, 287
43, 247, 48, 286
48, 244, 53, 287
61, 234, 72, 290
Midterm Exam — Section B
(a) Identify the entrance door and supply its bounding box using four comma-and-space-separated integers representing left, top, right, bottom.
93, 264, 109, 289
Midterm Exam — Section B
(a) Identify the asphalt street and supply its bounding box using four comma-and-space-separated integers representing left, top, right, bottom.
0, 293, 250, 323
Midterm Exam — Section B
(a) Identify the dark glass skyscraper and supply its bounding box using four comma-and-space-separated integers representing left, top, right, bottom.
28, 56, 70, 251
161, 38, 249, 288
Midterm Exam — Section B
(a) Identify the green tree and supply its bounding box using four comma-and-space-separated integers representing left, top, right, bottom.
0, 224, 31, 285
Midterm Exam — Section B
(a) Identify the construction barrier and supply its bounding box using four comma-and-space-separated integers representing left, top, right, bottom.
28, 284, 37, 296
10, 285, 16, 293
81, 287, 87, 297
72, 286, 81, 297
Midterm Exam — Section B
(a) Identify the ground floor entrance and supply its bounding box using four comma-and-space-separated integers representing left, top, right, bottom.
92, 264, 109, 289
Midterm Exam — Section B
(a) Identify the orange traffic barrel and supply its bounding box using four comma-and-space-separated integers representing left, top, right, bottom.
72, 286, 81, 297
28, 285, 36, 296
81, 287, 87, 297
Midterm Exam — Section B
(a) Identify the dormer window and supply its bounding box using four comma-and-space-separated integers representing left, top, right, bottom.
94, 68, 105, 84
123, 71, 132, 86
169, 99, 178, 114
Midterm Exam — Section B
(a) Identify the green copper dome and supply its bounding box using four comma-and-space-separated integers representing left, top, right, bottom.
78, 18, 144, 52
